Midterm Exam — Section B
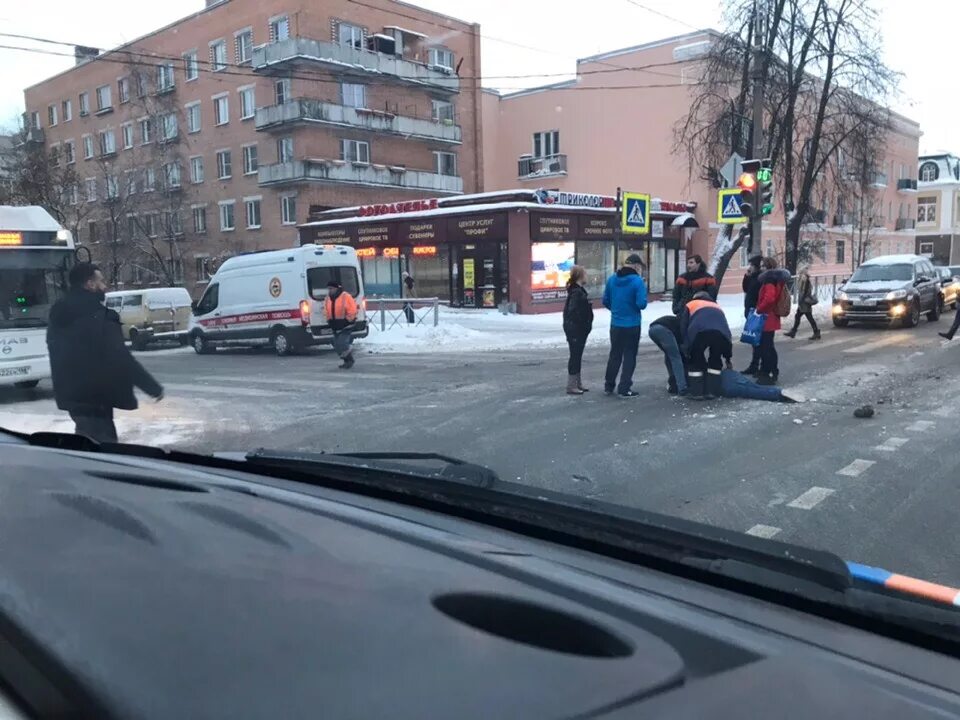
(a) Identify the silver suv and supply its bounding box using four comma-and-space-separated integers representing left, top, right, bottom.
832, 255, 942, 328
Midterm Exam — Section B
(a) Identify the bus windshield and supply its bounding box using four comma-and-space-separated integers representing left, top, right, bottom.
0, 265, 66, 330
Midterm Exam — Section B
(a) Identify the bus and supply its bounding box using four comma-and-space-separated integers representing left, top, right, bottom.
0, 206, 75, 390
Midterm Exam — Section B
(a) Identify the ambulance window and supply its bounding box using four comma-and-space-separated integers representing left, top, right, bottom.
307, 267, 360, 300
196, 283, 219, 314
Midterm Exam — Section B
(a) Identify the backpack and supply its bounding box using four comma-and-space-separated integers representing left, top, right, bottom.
775, 283, 791, 317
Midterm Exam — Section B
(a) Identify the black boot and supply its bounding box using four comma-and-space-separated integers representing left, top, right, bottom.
742, 365, 759, 376
668, 377, 678, 395
687, 372, 705, 400
939, 332, 955, 341
705, 370, 722, 400
757, 370, 778, 386
811, 328, 821, 341
784, 328, 797, 338
339, 353, 355, 369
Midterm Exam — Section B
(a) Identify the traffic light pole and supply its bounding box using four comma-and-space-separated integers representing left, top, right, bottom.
748, 0, 766, 255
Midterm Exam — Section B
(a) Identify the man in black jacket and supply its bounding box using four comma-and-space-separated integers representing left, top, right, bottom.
741, 255, 763, 375
47, 263, 164, 443
671, 255, 718, 314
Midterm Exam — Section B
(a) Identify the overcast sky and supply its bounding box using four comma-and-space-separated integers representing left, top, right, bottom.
0, 0, 953, 153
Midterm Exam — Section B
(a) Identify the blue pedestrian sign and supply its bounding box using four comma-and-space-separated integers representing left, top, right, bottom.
718, 188, 746, 224
621, 192, 651, 235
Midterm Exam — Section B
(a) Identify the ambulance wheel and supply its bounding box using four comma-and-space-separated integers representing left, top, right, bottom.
271, 327, 294, 357
192, 332, 214, 355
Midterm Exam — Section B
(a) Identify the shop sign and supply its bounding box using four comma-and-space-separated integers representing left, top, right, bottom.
530, 289, 566, 303
306, 224, 357, 244
652, 220, 664, 238
578, 215, 616, 239
358, 198, 439, 217
382, 247, 400, 258
355, 247, 376, 258
534, 190, 616, 208
530, 213, 575, 241
651, 199, 689, 213
447, 213, 507, 242
356, 224, 397, 244
411, 246, 437, 256
399, 219, 441, 244
463, 258, 475, 288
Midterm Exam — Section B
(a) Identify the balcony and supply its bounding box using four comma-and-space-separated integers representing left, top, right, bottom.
255, 99, 461, 144
251, 38, 459, 93
518, 154, 567, 180
258, 159, 463, 194
897, 178, 918, 193
801, 208, 827, 224
832, 212, 853, 226
22, 127, 44, 144
868, 171, 887, 188
896, 217, 917, 230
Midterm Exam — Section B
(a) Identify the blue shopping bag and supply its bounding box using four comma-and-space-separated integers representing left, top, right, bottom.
740, 309, 766, 346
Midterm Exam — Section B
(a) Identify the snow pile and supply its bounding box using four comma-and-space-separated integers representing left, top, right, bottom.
362, 294, 749, 354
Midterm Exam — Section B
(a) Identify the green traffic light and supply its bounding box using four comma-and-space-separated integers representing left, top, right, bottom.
761, 204, 774, 215
757, 169, 772, 182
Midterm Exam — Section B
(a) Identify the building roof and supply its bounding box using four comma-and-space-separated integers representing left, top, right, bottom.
576, 29, 716, 65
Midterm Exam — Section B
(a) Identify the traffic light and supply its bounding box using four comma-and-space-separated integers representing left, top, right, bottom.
758, 159, 774, 215
737, 171, 758, 218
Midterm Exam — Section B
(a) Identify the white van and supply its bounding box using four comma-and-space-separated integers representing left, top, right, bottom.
188, 244, 367, 356
105, 288, 193, 350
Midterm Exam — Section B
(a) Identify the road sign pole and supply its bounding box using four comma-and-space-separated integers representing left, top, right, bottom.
615, 186, 622, 259
749, 0, 766, 255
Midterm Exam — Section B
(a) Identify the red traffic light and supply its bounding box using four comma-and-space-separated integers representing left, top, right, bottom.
737, 173, 758, 191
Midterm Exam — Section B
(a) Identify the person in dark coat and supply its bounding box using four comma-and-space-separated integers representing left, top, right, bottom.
784, 266, 821, 340
648, 314, 687, 396
401, 271, 416, 324
672, 254, 718, 314
562, 265, 593, 395
47, 263, 164, 443
755, 257, 792, 385
741, 255, 763, 375
680, 291, 733, 400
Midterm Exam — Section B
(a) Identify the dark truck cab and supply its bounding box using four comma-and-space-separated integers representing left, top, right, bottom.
832, 255, 942, 328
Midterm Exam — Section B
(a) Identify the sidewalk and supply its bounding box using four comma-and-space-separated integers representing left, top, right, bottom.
362, 294, 750, 354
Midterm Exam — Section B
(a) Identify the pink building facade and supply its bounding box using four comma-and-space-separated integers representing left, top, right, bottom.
482, 30, 922, 294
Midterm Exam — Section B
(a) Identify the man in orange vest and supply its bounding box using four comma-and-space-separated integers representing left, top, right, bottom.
679, 291, 733, 400
324, 278, 358, 369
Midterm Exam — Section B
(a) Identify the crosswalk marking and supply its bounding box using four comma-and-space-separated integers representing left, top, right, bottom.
795, 336, 852, 352
836, 459, 875, 477
787, 486, 835, 510
745, 524, 781, 539
842, 334, 912, 355
162, 382, 286, 397
875, 437, 909, 452
906, 420, 936, 432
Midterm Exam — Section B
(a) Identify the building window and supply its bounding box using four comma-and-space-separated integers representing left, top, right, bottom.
341, 83, 365, 108
274, 78, 291, 105
160, 113, 178, 141
28, 111, 39, 130
157, 63, 175, 92
166, 211, 183, 236
277, 136, 294, 163
62, 99, 72, 122
133, 70, 147, 97
217, 149, 232, 179
95, 85, 112, 111
214, 95, 229, 125
428, 47, 454, 69
235, 29, 253, 63
210, 40, 227, 71
118, 77, 130, 103
143, 167, 156, 192
190, 156, 204, 183
67, 183, 79, 206
219, 201, 236, 231
434, 151, 457, 176
193, 206, 207, 234
918, 196, 936, 223
239, 87, 255, 119
63, 140, 76, 164
99, 130, 116, 156
340, 139, 369, 164
78, 92, 89, 116
121, 123, 134, 149
165, 162, 181, 188
145, 213, 159, 238
919, 162, 939, 182
269, 15, 290, 42
139, 117, 153, 144
245, 198, 262, 229
186, 103, 201, 133
183, 51, 199, 81
533, 130, 560, 158
281, 195, 296, 225
88, 220, 99, 244
47, 105, 58, 126
106, 175, 119, 199
82, 135, 94, 159
85, 177, 97, 203
242, 144, 258, 174
338, 22, 363, 49
195, 255, 209, 279
432, 99, 454, 122
124, 169, 138, 195
836, 240, 845, 264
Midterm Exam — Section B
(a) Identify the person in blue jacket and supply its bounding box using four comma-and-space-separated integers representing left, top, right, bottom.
602, 254, 648, 398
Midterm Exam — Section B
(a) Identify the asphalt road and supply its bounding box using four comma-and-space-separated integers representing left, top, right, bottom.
3, 312, 959, 586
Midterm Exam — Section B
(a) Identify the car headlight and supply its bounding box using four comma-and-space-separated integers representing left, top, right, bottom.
885, 290, 908, 300
836, 291, 849, 301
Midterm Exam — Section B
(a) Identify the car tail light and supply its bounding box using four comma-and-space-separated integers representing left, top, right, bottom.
299, 300, 311, 326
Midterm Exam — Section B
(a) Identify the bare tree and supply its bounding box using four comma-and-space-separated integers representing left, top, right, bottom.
676, 0, 898, 279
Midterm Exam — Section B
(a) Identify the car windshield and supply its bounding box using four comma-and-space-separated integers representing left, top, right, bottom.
849, 264, 913, 283
4, 0, 960, 628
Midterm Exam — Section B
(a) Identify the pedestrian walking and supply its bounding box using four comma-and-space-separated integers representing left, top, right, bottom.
648, 314, 687, 396
754, 257, 792, 386
401, 271, 416, 324
940, 301, 960, 341
562, 265, 593, 395
785, 266, 821, 340
324, 278, 358, 369
741, 255, 763, 375
602, 254, 648, 398
672, 254, 718, 314
47, 262, 164, 443
680, 291, 733, 400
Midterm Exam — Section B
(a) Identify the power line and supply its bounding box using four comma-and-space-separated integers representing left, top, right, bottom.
622, 0, 702, 30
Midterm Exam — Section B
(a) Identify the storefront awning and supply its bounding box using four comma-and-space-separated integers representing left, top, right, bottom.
671, 212, 699, 228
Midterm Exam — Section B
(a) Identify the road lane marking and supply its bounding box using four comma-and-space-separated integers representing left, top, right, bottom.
875, 437, 909, 452
842, 334, 912, 354
932, 407, 953, 418
787, 486, 835, 510
906, 420, 936, 432
795, 337, 855, 352
746, 524, 781, 539
836, 459, 875, 477
162, 383, 286, 397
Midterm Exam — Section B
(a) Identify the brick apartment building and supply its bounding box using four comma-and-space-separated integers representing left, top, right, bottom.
22, 0, 482, 292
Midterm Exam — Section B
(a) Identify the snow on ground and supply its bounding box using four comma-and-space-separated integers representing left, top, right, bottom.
361, 294, 749, 354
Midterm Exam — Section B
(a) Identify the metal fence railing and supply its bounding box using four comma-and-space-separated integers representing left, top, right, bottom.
368, 298, 447, 331
795, 275, 848, 304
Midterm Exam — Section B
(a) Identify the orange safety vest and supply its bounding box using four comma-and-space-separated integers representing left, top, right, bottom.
685, 298, 722, 316
324, 291, 358, 323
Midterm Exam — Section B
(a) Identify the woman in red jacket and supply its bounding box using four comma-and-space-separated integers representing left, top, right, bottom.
754, 257, 791, 385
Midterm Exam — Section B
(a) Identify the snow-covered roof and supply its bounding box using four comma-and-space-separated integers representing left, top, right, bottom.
861, 254, 924, 266
383, 25, 428, 39
0, 206, 62, 232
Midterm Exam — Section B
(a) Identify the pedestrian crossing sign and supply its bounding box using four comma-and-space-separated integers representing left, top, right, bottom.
718, 188, 747, 224
621, 192, 651, 235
